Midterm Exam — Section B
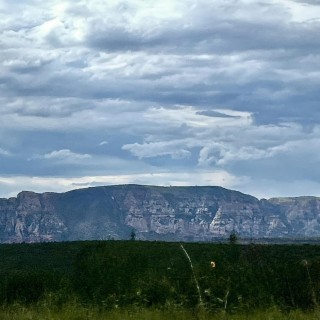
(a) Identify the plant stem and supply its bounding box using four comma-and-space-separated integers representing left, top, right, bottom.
180, 243, 203, 306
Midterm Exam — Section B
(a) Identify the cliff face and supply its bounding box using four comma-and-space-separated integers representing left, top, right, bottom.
0, 192, 67, 243
269, 197, 320, 237
0, 185, 319, 243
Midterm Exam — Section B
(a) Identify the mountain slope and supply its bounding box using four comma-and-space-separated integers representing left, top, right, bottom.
0, 185, 319, 243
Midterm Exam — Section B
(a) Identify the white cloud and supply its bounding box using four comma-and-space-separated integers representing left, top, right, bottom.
144, 106, 252, 129
122, 106, 255, 160
276, 0, 320, 22
0, 148, 10, 156
122, 106, 312, 169
38, 149, 91, 162
198, 143, 285, 166
0, 169, 247, 198
122, 140, 191, 159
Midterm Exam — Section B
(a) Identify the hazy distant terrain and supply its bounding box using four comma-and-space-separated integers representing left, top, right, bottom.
1, 185, 320, 243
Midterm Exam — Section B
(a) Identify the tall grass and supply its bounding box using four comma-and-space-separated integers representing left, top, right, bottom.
0, 303, 320, 320
180, 243, 203, 306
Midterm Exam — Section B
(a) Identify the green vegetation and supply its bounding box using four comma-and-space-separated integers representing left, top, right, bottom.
1, 304, 320, 320
0, 241, 320, 318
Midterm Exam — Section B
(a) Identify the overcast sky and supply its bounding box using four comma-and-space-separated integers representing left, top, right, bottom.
1, 0, 320, 199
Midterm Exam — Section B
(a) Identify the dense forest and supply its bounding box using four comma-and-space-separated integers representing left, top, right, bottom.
0, 241, 320, 318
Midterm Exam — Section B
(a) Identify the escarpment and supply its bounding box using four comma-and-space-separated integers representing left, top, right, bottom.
0, 185, 319, 243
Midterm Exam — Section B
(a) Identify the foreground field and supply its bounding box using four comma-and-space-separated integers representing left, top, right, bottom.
0, 240, 320, 316
1, 304, 320, 320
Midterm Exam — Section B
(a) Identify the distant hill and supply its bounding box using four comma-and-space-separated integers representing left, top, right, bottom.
0, 184, 320, 243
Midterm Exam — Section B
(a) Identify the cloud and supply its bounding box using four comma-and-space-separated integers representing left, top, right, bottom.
0, 169, 247, 199
36, 149, 91, 162
0, 148, 10, 156
143, 107, 252, 129
0, 0, 319, 198
196, 110, 239, 118
123, 141, 191, 160
198, 143, 288, 166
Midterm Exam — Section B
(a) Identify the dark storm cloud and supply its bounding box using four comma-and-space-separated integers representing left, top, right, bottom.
2, 1, 319, 125
85, 3, 320, 55
79, 0, 320, 126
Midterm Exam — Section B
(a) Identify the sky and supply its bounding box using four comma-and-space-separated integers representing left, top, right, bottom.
0, 0, 320, 199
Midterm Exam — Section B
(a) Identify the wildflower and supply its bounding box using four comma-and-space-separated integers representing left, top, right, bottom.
211, 261, 216, 268
204, 288, 211, 295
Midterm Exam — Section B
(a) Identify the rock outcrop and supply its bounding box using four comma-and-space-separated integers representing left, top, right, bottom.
0, 185, 319, 243
269, 197, 320, 237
